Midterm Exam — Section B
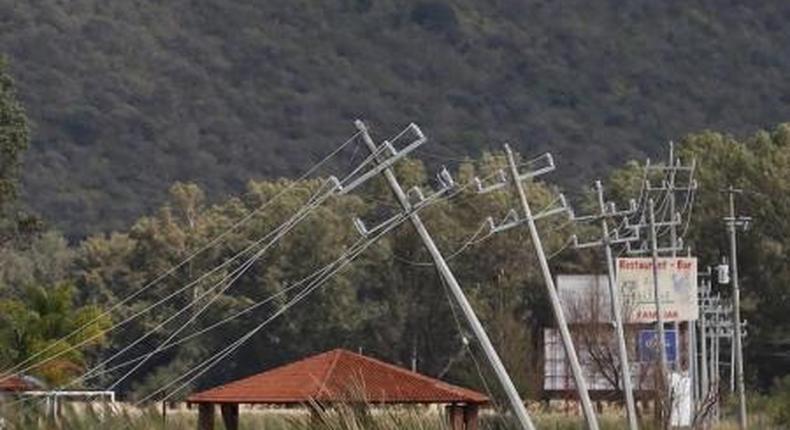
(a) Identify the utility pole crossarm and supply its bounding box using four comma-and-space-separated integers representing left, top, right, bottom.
624, 240, 685, 256
485, 195, 573, 235
571, 233, 637, 249
338, 124, 426, 195
624, 212, 683, 230
645, 179, 698, 193
473, 152, 555, 195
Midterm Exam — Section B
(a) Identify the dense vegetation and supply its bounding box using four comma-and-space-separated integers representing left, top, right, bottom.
2, 1, 790, 237
3, 2, 790, 427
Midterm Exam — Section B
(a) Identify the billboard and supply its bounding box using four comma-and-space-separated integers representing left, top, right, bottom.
617, 258, 698, 322
638, 329, 678, 362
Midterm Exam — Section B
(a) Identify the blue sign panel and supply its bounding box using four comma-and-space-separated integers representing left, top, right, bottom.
638, 329, 677, 362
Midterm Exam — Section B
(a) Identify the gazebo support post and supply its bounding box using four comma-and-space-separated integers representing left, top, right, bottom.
463, 404, 479, 430
220, 403, 239, 430
446, 404, 464, 430
197, 403, 215, 430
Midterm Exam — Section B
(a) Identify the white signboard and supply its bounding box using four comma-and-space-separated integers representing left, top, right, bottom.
616, 258, 698, 322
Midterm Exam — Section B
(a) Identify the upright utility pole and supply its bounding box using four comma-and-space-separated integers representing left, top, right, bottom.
729, 330, 736, 393
667, 145, 681, 373
723, 186, 749, 430
636, 148, 696, 427
572, 181, 638, 430
354, 121, 536, 430
501, 145, 600, 430
709, 298, 736, 425
648, 198, 671, 400
699, 276, 712, 401
714, 309, 721, 424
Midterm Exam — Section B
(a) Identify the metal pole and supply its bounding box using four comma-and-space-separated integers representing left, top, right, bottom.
713, 311, 720, 424
699, 284, 708, 402
355, 121, 536, 430
726, 188, 748, 429
667, 144, 682, 378
729, 329, 735, 393
649, 198, 670, 424
595, 181, 638, 430
690, 256, 699, 421
690, 319, 697, 406
504, 145, 599, 430
668, 142, 678, 260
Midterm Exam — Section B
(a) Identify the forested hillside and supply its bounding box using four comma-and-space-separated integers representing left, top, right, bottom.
3, 0, 790, 237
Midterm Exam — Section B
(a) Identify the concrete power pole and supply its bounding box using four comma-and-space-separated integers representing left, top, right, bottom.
723, 186, 750, 430
698, 276, 711, 401
572, 181, 639, 430
648, 198, 672, 411
664, 145, 699, 423
714, 307, 721, 424
630, 150, 696, 427
353, 121, 536, 430
488, 145, 600, 430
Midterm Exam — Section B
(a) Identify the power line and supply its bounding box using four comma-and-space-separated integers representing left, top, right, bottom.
133, 183, 446, 407
105, 180, 341, 391
4, 235, 352, 412
438, 274, 514, 429
8, 180, 342, 411
0, 130, 362, 382
124, 121, 472, 408
391, 218, 493, 267
8, 179, 336, 386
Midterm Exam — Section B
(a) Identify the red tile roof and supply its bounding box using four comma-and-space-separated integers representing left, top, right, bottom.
0, 375, 36, 392
188, 349, 487, 405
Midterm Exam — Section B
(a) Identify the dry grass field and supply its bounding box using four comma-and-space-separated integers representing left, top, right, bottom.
1, 402, 772, 430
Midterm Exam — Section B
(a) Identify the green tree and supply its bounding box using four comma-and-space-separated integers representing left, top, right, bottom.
0, 283, 110, 385
0, 231, 74, 293
0, 57, 40, 245
0, 57, 27, 211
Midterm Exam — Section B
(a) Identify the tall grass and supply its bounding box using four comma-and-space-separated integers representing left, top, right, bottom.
0, 401, 749, 430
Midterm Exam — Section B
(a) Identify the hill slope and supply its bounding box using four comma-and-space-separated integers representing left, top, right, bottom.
2, 0, 790, 237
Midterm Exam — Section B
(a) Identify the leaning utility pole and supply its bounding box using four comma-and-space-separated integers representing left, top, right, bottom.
572, 181, 639, 430
723, 186, 749, 430
494, 145, 600, 430
353, 121, 536, 430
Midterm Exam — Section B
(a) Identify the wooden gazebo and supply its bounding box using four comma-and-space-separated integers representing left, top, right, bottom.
187, 349, 487, 430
